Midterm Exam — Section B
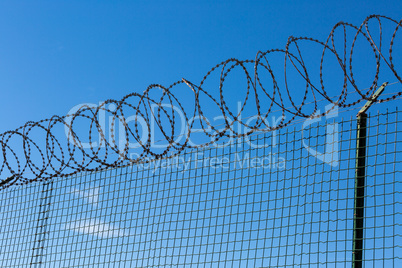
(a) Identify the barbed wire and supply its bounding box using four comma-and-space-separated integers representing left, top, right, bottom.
1, 14, 401, 189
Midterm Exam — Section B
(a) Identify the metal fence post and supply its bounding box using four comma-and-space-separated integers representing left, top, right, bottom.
353, 112, 367, 268
352, 82, 388, 268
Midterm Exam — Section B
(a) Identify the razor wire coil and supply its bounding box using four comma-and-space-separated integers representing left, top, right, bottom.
0, 14, 401, 188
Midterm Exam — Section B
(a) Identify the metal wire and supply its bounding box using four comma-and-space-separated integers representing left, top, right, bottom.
1, 13, 402, 268
0, 108, 401, 267
0, 14, 402, 187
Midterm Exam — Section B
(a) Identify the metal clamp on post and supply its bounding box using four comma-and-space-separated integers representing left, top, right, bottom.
0, 174, 16, 188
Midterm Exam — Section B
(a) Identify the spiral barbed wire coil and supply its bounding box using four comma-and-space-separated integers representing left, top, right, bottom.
1, 14, 401, 189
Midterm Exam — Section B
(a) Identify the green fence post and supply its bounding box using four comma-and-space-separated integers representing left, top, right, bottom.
352, 82, 388, 268
353, 112, 367, 268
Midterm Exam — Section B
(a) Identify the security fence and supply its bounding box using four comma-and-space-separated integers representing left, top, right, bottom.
1, 14, 402, 268
0, 108, 401, 267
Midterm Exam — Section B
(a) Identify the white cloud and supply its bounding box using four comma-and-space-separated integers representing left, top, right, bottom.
64, 219, 132, 239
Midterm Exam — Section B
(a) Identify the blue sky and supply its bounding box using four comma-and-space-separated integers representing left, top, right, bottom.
0, 0, 401, 134
0, 2, 401, 266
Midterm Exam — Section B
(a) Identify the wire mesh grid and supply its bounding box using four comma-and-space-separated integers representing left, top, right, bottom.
0, 109, 401, 267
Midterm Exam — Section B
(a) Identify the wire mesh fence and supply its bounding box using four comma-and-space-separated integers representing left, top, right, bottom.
0, 108, 401, 267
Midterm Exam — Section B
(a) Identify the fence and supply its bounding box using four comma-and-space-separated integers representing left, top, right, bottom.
1, 14, 402, 267
0, 107, 401, 267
